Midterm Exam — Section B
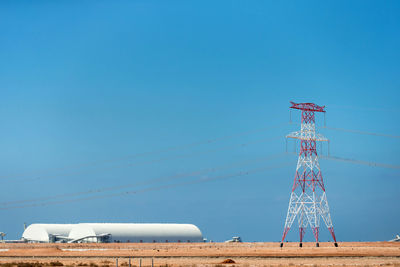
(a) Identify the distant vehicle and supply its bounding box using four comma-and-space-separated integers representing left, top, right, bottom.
225, 236, 242, 243
389, 235, 400, 242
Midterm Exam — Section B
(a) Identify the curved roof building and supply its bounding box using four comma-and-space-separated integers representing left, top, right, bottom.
22, 224, 75, 243
68, 223, 203, 243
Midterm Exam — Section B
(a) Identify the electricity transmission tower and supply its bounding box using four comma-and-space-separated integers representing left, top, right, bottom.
280, 102, 338, 247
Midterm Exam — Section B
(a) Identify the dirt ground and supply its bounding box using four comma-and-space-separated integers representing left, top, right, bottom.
0, 242, 399, 267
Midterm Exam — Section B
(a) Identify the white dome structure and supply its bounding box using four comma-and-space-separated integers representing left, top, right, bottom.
68, 223, 203, 243
22, 224, 75, 243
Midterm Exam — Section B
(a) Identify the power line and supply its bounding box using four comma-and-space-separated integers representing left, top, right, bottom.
0, 153, 287, 206
290, 122, 400, 140
320, 155, 400, 170
323, 126, 400, 139
0, 163, 291, 210
286, 152, 400, 170
3, 136, 283, 183
0, 122, 287, 180
326, 104, 400, 113
9, 146, 396, 207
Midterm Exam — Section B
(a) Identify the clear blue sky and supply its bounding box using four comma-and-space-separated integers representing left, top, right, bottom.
0, 0, 399, 242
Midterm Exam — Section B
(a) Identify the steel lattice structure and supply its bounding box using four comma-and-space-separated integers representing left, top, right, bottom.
280, 102, 338, 248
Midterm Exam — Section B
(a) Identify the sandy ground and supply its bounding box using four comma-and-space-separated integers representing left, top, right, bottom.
0, 242, 399, 266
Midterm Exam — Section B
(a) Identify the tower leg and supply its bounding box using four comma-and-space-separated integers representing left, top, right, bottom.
299, 227, 305, 247
312, 227, 319, 247
280, 227, 290, 247
328, 227, 338, 247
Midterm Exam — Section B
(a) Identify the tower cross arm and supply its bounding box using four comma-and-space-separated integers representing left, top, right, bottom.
286, 131, 329, 142
290, 102, 326, 112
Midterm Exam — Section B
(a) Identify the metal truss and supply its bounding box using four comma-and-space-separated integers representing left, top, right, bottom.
280, 102, 338, 248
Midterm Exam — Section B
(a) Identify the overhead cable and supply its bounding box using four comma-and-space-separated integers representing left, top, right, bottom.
0, 152, 287, 206
0, 122, 287, 180
0, 163, 291, 210
323, 126, 400, 139
5, 136, 283, 183
320, 155, 400, 170
290, 122, 400, 140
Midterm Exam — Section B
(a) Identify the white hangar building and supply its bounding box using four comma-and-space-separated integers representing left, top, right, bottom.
68, 223, 203, 243
22, 224, 75, 243
21, 223, 203, 243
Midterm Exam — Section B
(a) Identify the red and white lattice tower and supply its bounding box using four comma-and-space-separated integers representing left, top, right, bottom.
280, 102, 338, 248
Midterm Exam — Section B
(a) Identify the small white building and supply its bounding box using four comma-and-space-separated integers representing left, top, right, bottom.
22, 224, 75, 243
68, 223, 203, 243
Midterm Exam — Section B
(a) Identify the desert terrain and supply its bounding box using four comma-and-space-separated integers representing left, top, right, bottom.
0, 242, 399, 267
